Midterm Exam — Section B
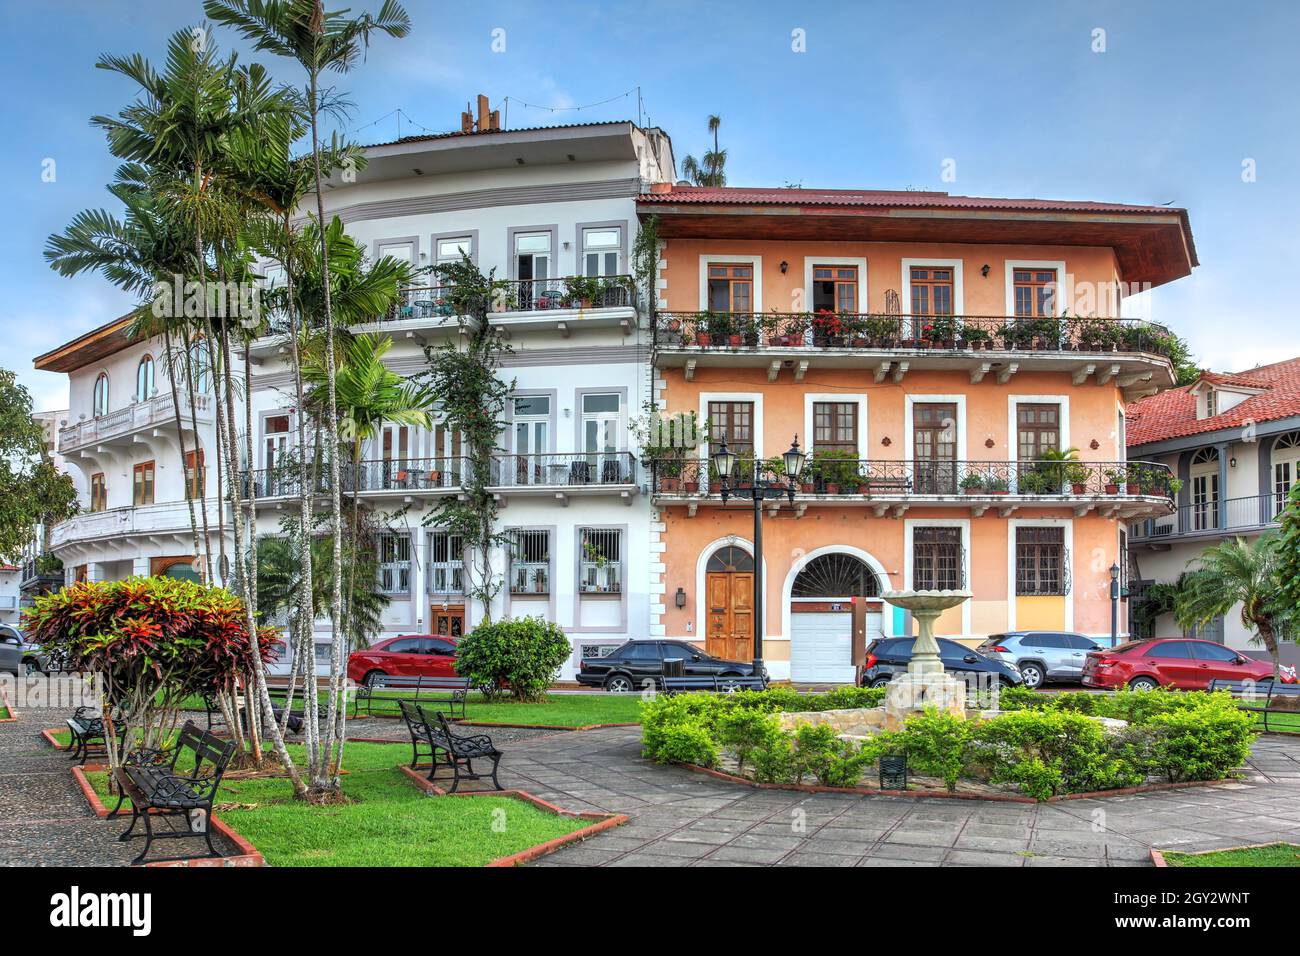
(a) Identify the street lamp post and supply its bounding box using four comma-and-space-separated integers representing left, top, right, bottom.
712, 435, 807, 679
1109, 562, 1121, 647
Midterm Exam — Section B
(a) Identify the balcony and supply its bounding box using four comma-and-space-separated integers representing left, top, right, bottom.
652, 312, 1177, 392
650, 458, 1174, 519
60, 392, 214, 455
1132, 492, 1286, 546
240, 457, 467, 505
252, 276, 637, 359
48, 500, 222, 553
18, 555, 64, 595
487, 452, 639, 505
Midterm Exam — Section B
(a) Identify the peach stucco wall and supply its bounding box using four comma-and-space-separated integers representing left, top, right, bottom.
657, 505, 1123, 642
660, 365, 1127, 465
658, 240, 1122, 317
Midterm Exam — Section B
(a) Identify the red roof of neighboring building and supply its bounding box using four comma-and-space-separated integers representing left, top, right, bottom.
640, 185, 1185, 217
1126, 357, 1300, 447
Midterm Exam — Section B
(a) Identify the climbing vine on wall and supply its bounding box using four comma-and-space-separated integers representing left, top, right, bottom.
416, 255, 515, 621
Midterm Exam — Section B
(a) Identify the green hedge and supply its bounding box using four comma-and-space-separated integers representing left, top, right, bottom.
641, 687, 1255, 801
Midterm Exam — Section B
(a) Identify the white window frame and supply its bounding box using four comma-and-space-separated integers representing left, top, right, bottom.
699, 392, 764, 462
802, 257, 868, 313
804, 393, 868, 460
1006, 518, 1075, 631
1004, 260, 1068, 317
901, 258, 964, 321
377, 533, 412, 596
1007, 395, 1071, 464
698, 255, 763, 311
903, 518, 972, 636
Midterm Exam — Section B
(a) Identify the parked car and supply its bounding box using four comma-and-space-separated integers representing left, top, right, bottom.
859, 637, 1023, 689
576, 640, 767, 693
1082, 638, 1278, 691
345, 635, 460, 687
976, 631, 1106, 689
0, 624, 47, 676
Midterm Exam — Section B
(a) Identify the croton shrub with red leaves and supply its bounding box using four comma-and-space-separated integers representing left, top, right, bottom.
23, 577, 278, 766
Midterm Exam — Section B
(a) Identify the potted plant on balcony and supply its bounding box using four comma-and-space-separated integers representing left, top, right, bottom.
1123, 464, 1144, 496
959, 322, 992, 350
813, 309, 847, 347
693, 310, 716, 346
563, 276, 600, 308
960, 473, 987, 495
1018, 468, 1054, 495
811, 447, 857, 495
924, 315, 960, 349
863, 314, 898, 348
1104, 468, 1126, 494
1064, 462, 1091, 495
1039, 446, 1082, 494
985, 475, 1010, 495
656, 456, 684, 494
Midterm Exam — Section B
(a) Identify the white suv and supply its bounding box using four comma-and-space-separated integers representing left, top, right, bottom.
977, 632, 1106, 689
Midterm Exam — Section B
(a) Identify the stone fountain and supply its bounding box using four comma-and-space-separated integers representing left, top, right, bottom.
879, 589, 973, 731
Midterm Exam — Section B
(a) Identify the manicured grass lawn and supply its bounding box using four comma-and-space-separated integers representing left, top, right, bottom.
1164, 843, 1300, 867
359, 691, 644, 727
1249, 710, 1300, 733
83, 741, 590, 866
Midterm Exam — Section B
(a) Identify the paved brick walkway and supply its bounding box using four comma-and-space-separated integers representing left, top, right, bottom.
496, 727, 1300, 867
7, 705, 1300, 867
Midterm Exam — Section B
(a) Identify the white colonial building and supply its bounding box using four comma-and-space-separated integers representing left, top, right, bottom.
1127, 359, 1300, 663
244, 113, 675, 678
34, 321, 227, 586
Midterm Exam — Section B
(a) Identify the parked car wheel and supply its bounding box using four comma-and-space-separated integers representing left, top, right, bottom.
869, 676, 892, 689
363, 669, 388, 688
1128, 676, 1160, 691
604, 674, 635, 693
1018, 662, 1045, 689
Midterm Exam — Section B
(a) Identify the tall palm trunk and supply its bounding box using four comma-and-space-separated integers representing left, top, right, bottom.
162, 325, 204, 571
286, 212, 320, 782
308, 71, 347, 791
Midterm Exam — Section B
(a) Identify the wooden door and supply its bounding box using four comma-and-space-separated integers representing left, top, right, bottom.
706, 572, 753, 661
914, 402, 957, 494
432, 605, 466, 640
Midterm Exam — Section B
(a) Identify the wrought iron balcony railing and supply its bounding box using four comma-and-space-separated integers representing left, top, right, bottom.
488, 452, 637, 488
240, 457, 467, 499
652, 311, 1178, 358
1132, 491, 1287, 541
384, 275, 635, 321
649, 458, 1174, 499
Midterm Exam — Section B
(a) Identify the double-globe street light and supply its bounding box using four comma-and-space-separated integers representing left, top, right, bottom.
710, 434, 808, 679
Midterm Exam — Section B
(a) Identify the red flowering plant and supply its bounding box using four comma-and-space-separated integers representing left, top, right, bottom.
22, 577, 276, 783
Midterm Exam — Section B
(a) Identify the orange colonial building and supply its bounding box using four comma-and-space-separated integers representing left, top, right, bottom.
638, 185, 1197, 682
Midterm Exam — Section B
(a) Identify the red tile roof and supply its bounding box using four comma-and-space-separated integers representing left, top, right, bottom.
639, 185, 1184, 216
1127, 357, 1300, 447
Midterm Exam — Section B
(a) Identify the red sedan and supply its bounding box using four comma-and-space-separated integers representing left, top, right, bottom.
346, 635, 459, 687
1082, 638, 1276, 691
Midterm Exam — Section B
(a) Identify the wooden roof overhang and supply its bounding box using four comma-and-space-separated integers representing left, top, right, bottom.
33, 315, 136, 374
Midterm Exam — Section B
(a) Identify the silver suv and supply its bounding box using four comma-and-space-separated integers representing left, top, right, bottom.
0, 624, 47, 676
976, 632, 1106, 689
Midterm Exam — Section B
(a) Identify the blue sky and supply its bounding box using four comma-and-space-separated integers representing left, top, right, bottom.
3, 0, 1298, 412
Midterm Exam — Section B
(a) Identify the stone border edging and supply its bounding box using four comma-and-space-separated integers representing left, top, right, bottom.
397, 764, 628, 866
1150, 848, 1168, 867
71, 764, 265, 868
0, 683, 16, 722
675, 760, 1234, 803
456, 720, 641, 731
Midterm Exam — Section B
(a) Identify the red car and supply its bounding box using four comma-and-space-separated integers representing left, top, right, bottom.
346, 635, 459, 687
1081, 638, 1276, 691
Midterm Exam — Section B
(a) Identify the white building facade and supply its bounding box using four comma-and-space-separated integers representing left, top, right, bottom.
244, 119, 675, 679
1127, 363, 1300, 664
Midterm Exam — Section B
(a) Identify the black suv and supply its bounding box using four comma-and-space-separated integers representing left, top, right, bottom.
860, 637, 1023, 689
576, 640, 767, 693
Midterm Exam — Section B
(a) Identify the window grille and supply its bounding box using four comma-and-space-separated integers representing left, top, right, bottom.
428, 531, 464, 595
579, 527, 622, 593
378, 533, 411, 595
913, 527, 964, 590
509, 529, 550, 594
1015, 526, 1070, 595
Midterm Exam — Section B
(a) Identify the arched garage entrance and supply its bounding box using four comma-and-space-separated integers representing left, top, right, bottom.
789, 553, 884, 684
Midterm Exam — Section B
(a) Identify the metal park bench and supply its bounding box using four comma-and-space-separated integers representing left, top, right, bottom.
400, 702, 502, 793
352, 674, 470, 719
1209, 678, 1300, 732
661, 675, 768, 694
65, 706, 126, 766
112, 720, 237, 865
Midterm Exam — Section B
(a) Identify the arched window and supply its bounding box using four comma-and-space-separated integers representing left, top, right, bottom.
92, 373, 109, 417
136, 355, 155, 402
1272, 432, 1300, 510
706, 546, 754, 573
792, 553, 880, 598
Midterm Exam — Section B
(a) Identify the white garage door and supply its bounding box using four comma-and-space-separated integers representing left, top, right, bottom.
790, 611, 884, 684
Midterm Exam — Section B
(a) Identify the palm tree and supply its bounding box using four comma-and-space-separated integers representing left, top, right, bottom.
302, 332, 431, 642
1176, 533, 1294, 682
204, 0, 411, 799
681, 114, 727, 186
90, 27, 306, 775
